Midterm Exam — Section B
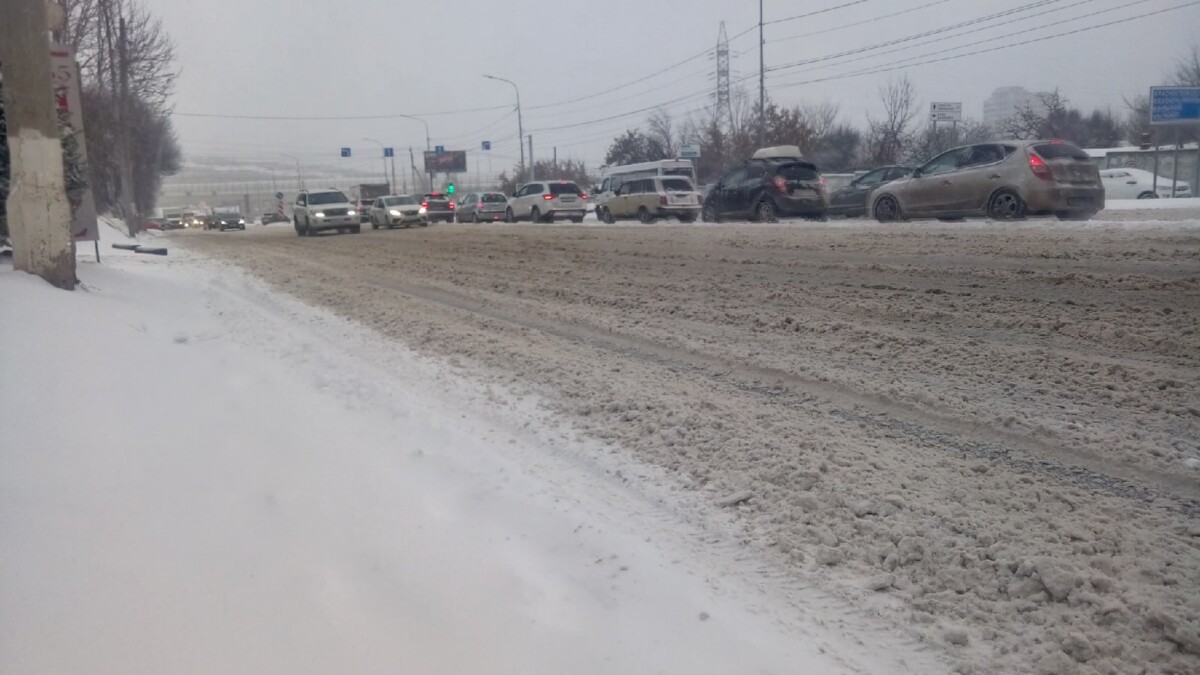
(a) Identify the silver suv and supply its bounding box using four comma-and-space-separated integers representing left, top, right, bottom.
293, 189, 361, 236
505, 181, 588, 223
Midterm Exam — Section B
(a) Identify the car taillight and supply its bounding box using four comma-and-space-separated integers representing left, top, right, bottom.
543, 194, 554, 200
819, 177, 828, 191
477, 202, 484, 209
448, 202, 456, 209
580, 193, 589, 200
421, 201, 428, 208
659, 195, 668, 206
772, 176, 787, 193
1029, 153, 1053, 180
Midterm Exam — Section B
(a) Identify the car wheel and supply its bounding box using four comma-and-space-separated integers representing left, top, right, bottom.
637, 207, 654, 224
531, 207, 542, 223
505, 207, 515, 223
1137, 191, 1159, 200
472, 212, 480, 224
702, 204, 720, 223
305, 218, 315, 236
602, 207, 616, 224
873, 195, 901, 222
987, 190, 1026, 220
754, 199, 778, 223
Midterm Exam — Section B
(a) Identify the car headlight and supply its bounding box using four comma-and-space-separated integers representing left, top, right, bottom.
314, 211, 325, 218
389, 209, 401, 216
418, 206, 427, 214
347, 209, 357, 216
238, 219, 245, 224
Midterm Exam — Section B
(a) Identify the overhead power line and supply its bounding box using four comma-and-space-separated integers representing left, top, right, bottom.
763, 0, 872, 26
172, 104, 511, 121
769, 0, 959, 45
768, 0, 1200, 92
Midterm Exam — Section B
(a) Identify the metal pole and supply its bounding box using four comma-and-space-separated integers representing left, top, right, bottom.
390, 154, 397, 192
529, 135, 535, 180
1152, 128, 1160, 195
409, 146, 417, 194
484, 75, 524, 174
363, 137, 388, 187
758, 0, 765, 148
1170, 127, 1181, 198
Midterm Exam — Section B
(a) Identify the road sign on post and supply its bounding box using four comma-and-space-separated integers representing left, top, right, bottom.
340, 147, 352, 157
482, 141, 491, 151
929, 102, 962, 122
1150, 86, 1200, 125
679, 145, 701, 159
384, 147, 394, 158
435, 145, 445, 155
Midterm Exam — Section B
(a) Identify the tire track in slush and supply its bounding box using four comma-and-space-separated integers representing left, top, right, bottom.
221, 241, 1198, 513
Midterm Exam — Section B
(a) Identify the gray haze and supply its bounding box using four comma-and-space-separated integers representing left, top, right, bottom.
159, 0, 1200, 174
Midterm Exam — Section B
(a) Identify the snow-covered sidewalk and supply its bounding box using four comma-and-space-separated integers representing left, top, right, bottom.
0, 226, 939, 674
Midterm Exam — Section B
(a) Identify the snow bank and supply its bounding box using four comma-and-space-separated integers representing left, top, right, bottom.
0, 249, 938, 673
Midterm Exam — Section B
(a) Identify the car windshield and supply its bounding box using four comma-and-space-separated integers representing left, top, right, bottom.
385, 196, 416, 206
661, 178, 693, 192
482, 193, 507, 203
1032, 142, 1089, 160
308, 191, 349, 205
549, 183, 582, 195
775, 162, 819, 180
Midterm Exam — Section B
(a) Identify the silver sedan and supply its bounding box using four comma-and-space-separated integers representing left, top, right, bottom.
369, 195, 429, 229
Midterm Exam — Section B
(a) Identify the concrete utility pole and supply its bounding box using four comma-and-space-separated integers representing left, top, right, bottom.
0, 0, 77, 289
528, 135, 534, 180
483, 75, 524, 175
116, 15, 138, 231
758, 0, 766, 148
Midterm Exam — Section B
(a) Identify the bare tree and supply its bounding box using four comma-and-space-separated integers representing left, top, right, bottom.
1173, 42, 1200, 86
801, 101, 839, 140
865, 76, 917, 165
646, 109, 676, 158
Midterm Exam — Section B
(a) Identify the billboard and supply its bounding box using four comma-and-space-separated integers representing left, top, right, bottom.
424, 150, 468, 173
1149, 86, 1200, 126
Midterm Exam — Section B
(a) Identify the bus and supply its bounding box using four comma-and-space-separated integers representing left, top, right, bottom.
594, 159, 697, 214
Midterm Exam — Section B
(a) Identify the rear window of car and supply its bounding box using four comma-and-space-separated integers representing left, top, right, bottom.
308, 191, 349, 205
482, 193, 507, 203
385, 196, 416, 206
549, 183, 582, 196
775, 162, 820, 181
1032, 142, 1089, 161
661, 178, 693, 192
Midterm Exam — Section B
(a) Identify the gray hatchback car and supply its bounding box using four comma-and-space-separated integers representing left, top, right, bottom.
870, 140, 1104, 222
455, 192, 509, 223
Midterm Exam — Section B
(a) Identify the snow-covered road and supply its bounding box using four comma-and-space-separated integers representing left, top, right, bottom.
182, 214, 1200, 675
0, 225, 939, 674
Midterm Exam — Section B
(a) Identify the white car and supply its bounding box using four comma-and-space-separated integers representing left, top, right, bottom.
293, 189, 360, 236
369, 195, 428, 229
1099, 168, 1191, 200
505, 180, 588, 223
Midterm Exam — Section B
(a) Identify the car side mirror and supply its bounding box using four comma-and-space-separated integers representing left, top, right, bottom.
912, 169, 923, 178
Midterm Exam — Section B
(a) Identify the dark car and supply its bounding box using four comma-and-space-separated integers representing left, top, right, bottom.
702, 146, 828, 222
421, 192, 455, 223
207, 213, 246, 231
826, 166, 913, 218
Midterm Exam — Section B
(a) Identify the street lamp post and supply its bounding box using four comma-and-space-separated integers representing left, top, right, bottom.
399, 115, 432, 191
281, 153, 304, 190
483, 74, 524, 176
362, 137, 390, 188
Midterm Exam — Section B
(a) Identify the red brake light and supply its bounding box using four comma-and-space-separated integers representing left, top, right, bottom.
448, 202, 456, 209
421, 201, 428, 208
1029, 153, 1053, 180
477, 202, 484, 209
659, 195, 668, 205
772, 176, 787, 193
580, 193, 589, 200
543, 194, 554, 200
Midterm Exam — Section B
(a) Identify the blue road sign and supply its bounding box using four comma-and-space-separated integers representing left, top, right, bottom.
482, 140, 492, 151
340, 147, 351, 157
384, 147, 394, 158
435, 145, 445, 155
275, 192, 284, 200
1150, 86, 1200, 126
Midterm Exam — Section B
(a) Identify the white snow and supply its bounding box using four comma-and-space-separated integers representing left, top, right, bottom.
0, 223, 941, 673
1103, 197, 1200, 210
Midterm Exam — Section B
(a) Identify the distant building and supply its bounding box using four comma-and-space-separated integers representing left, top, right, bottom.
983, 86, 1046, 126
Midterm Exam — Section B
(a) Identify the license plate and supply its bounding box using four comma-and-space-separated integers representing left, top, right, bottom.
559, 197, 576, 203
670, 195, 694, 205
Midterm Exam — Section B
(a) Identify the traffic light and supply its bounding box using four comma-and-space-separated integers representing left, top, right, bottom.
447, 183, 456, 195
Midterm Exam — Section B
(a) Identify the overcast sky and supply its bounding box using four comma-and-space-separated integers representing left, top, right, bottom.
158, 0, 1200, 174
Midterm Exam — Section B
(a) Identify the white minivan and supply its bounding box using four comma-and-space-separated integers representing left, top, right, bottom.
505, 181, 589, 223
